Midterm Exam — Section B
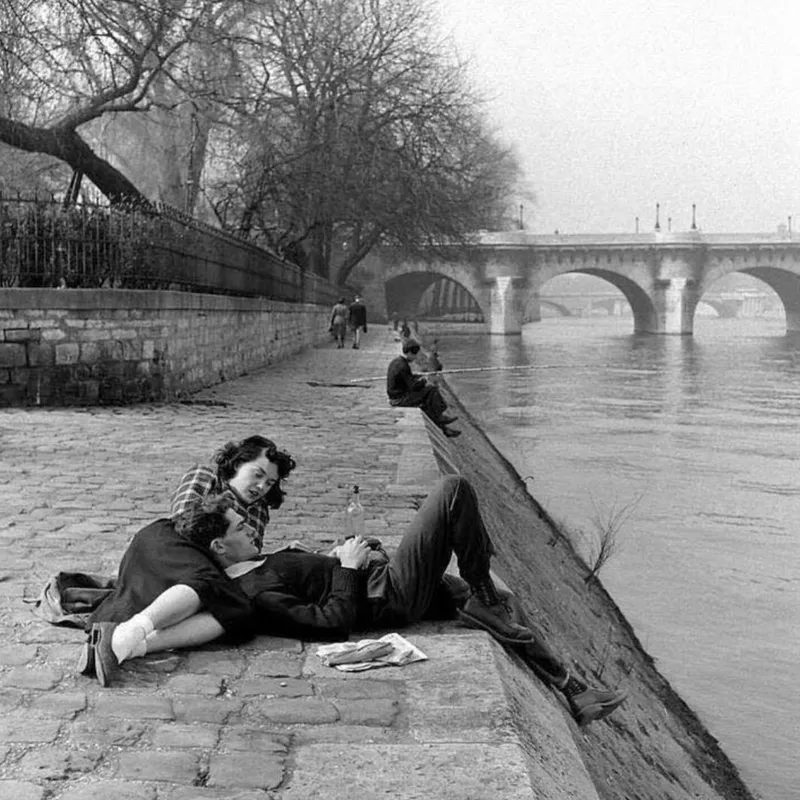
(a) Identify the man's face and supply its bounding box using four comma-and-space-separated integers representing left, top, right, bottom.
228, 454, 279, 505
406, 348, 419, 363
219, 509, 260, 562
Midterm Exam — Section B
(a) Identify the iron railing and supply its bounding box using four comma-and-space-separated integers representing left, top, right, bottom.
0, 193, 340, 305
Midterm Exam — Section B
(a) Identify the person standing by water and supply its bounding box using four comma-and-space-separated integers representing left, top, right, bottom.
348, 294, 368, 349
329, 297, 349, 349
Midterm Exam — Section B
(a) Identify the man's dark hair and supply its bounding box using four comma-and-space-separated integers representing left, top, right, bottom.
175, 491, 236, 549
214, 435, 297, 508
402, 339, 421, 355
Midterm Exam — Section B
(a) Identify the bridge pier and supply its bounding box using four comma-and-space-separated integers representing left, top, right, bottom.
487, 276, 524, 335
650, 277, 698, 334
652, 278, 705, 334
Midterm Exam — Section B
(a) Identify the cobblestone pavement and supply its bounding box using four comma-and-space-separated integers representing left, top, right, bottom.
0, 329, 545, 800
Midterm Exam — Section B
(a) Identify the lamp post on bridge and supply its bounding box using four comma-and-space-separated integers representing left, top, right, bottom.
654, 202, 661, 232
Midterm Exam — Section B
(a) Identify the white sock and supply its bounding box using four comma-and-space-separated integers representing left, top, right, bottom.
130, 637, 148, 659
112, 613, 155, 663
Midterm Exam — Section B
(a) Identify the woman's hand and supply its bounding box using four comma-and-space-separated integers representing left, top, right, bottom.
336, 536, 371, 570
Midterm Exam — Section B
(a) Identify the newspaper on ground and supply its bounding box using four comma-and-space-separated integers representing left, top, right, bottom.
316, 632, 428, 672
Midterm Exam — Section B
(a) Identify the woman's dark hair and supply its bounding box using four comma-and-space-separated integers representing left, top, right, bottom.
214, 435, 297, 509
175, 491, 235, 549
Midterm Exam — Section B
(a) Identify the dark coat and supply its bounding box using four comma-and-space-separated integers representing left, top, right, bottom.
348, 300, 367, 329
386, 355, 425, 400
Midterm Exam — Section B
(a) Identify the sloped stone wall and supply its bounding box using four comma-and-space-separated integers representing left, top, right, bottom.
0, 289, 330, 406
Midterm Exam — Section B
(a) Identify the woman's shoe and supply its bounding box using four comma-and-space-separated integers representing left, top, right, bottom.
92, 622, 119, 688
76, 628, 98, 677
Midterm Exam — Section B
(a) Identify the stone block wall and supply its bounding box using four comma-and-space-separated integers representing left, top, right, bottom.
0, 289, 330, 406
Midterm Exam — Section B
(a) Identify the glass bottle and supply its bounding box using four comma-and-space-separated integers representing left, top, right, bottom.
345, 484, 365, 537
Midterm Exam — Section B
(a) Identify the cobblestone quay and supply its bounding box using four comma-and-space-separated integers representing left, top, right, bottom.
0, 328, 562, 800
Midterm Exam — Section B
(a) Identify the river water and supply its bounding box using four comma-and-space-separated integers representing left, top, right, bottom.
433, 315, 798, 800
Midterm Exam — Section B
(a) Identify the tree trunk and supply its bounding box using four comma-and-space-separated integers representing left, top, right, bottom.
0, 116, 149, 205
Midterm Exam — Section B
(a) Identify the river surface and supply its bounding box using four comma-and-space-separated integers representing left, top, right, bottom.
433, 316, 799, 800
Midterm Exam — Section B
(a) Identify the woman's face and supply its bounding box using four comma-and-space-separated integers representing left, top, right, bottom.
228, 452, 280, 505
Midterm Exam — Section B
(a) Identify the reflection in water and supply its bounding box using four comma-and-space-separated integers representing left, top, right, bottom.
439, 316, 799, 800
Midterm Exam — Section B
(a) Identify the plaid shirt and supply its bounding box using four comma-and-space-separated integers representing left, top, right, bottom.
170, 466, 272, 551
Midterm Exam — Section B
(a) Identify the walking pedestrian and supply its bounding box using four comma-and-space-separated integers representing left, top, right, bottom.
348, 295, 368, 349
330, 297, 349, 348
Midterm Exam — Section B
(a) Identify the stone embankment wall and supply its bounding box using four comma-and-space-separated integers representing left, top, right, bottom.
0, 289, 330, 406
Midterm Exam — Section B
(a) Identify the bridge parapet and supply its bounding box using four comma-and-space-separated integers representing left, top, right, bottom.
476, 231, 800, 248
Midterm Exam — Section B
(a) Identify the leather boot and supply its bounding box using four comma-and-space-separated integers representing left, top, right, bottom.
457, 595, 534, 645
560, 673, 628, 725
567, 686, 628, 725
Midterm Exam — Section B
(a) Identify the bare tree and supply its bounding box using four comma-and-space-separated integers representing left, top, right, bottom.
0, 0, 238, 204
203, 0, 526, 280
0, 0, 528, 270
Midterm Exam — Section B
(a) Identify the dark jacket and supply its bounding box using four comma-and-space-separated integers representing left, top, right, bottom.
236, 551, 368, 640
348, 300, 367, 329
386, 355, 425, 400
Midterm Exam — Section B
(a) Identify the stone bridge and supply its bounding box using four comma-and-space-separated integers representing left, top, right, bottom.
357, 231, 800, 335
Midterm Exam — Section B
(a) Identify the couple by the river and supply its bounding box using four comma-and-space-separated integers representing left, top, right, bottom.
77, 434, 626, 727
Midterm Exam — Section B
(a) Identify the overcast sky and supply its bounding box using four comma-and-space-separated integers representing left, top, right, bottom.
437, 0, 800, 235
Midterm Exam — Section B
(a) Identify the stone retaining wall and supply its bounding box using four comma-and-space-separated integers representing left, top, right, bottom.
0, 289, 330, 406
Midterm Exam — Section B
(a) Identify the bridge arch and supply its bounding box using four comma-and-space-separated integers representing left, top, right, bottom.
700, 261, 799, 329
695, 298, 740, 318
590, 298, 624, 315
381, 261, 487, 324
539, 299, 573, 317
385, 272, 484, 321
531, 267, 659, 333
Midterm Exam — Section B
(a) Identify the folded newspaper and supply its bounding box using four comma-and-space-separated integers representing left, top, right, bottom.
316, 632, 428, 672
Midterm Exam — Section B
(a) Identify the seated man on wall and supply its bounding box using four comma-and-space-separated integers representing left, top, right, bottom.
386, 338, 461, 438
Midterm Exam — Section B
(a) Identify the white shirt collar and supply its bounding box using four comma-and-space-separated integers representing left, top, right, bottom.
225, 558, 267, 579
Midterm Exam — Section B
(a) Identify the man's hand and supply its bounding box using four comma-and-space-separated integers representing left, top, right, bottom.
336, 536, 371, 570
